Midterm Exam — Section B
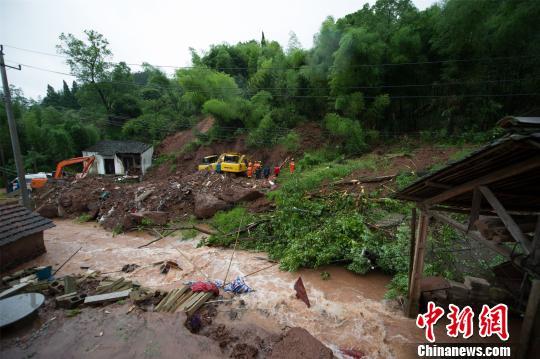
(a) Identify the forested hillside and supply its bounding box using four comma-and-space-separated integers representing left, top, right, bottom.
1, 0, 539, 176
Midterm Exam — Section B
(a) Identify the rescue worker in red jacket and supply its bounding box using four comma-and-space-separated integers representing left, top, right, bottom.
247, 161, 253, 178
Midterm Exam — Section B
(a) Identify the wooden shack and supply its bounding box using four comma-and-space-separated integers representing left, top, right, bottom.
0, 201, 55, 271
395, 117, 540, 358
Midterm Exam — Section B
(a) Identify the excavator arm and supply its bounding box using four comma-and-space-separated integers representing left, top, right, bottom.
54, 156, 95, 179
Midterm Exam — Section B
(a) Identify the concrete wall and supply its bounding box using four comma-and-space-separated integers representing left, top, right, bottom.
0, 232, 46, 271
141, 147, 154, 175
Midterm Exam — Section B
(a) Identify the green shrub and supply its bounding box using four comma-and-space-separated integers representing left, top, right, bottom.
324, 113, 367, 155
76, 213, 92, 223
279, 131, 300, 152
205, 207, 255, 247
247, 113, 278, 147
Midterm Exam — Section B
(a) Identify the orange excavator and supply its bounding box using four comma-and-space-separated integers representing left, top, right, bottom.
31, 156, 96, 189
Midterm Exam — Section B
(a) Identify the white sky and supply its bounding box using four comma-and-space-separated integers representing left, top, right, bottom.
1, 0, 437, 99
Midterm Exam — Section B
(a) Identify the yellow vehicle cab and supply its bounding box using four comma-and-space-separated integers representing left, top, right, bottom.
217, 153, 248, 173
197, 155, 219, 171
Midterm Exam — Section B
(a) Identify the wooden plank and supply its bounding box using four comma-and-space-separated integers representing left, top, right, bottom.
408, 207, 417, 291
84, 289, 131, 304
425, 181, 451, 190
467, 187, 481, 232
169, 291, 193, 313
533, 216, 540, 265
178, 292, 205, 312
479, 186, 532, 255
406, 212, 429, 318
164, 286, 189, 312
424, 156, 540, 206
519, 280, 540, 359
155, 290, 175, 312
163, 289, 185, 312
159, 289, 182, 312
185, 292, 214, 317
96, 278, 124, 294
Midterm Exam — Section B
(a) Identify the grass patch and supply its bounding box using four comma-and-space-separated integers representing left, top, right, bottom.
181, 228, 198, 240
203, 207, 255, 247
76, 213, 93, 223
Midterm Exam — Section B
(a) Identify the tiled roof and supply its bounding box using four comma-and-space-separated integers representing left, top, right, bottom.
0, 202, 55, 247
83, 140, 152, 156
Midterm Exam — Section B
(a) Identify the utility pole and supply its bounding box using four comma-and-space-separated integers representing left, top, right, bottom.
0, 45, 30, 208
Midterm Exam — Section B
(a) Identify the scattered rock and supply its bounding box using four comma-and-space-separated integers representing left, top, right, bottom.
231, 343, 258, 359
219, 188, 264, 204
36, 203, 58, 218
194, 193, 230, 219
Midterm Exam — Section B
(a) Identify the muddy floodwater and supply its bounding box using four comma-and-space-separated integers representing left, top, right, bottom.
14, 220, 427, 358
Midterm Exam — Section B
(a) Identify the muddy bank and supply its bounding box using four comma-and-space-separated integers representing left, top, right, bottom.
2, 305, 224, 359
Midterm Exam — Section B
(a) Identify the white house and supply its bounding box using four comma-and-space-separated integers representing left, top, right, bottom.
82, 140, 154, 176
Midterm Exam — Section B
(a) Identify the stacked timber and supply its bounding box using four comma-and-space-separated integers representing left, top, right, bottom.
155, 286, 214, 315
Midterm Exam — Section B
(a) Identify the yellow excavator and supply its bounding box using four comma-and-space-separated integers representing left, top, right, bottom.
197, 153, 248, 174
198, 155, 220, 171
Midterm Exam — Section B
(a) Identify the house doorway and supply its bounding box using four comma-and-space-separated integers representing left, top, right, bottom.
104, 159, 115, 174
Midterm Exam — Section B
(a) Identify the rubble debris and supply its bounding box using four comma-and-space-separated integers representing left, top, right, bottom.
64, 276, 76, 294
294, 277, 311, 308
129, 211, 169, 226
34, 170, 274, 232
218, 187, 264, 204
159, 260, 181, 274
121, 263, 140, 273
36, 203, 58, 218
55, 292, 86, 309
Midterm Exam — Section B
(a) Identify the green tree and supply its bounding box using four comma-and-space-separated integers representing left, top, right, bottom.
57, 30, 113, 111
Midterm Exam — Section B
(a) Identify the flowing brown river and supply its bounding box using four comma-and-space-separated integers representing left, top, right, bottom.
14, 219, 427, 358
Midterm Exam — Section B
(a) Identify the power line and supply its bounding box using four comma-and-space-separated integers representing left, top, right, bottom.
4, 44, 540, 70
7, 60, 539, 100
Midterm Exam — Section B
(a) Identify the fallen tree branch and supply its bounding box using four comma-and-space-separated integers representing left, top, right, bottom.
222, 219, 269, 237
137, 228, 172, 248
332, 174, 396, 185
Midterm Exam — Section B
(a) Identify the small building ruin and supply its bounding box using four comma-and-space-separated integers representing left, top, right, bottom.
82, 140, 153, 176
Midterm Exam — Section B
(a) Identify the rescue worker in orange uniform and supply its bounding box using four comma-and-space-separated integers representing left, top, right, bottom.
254, 161, 262, 179
289, 159, 295, 174
247, 161, 253, 178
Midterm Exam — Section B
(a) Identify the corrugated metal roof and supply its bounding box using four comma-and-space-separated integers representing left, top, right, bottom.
0, 202, 55, 247
394, 133, 540, 211
83, 140, 152, 156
